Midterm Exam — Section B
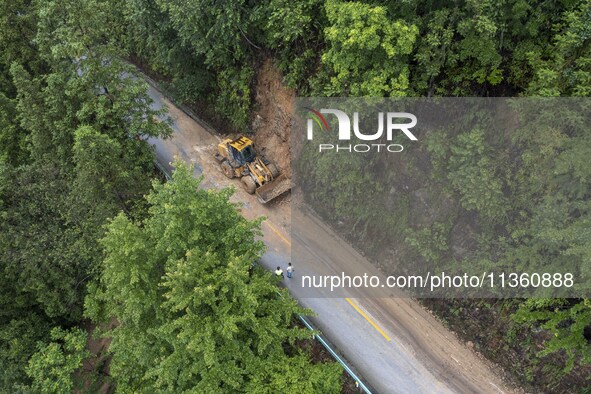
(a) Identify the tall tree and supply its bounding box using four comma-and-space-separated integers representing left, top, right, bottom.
317, 0, 418, 96
85, 163, 343, 392
525, 1, 591, 96
0, 1, 170, 389
514, 299, 591, 372
0, 0, 44, 93
24, 327, 89, 394
156, 0, 255, 127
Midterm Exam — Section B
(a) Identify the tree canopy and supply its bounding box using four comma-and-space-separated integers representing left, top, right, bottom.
85, 163, 342, 392
1, 0, 591, 391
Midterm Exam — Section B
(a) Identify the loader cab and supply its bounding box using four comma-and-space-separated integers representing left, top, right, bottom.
228, 136, 256, 165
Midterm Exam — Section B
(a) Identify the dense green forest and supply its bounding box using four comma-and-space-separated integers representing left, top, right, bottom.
0, 0, 342, 391
1, 0, 590, 392
298, 98, 591, 390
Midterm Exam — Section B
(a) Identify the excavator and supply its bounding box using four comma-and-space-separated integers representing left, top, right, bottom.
214, 136, 291, 203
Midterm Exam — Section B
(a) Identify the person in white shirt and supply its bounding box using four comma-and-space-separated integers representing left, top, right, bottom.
286, 263, 294, 279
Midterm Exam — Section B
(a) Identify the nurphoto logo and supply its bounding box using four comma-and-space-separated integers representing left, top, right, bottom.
305, 107, 418, 153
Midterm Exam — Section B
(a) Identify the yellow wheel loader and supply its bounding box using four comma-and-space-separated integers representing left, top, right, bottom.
214, 136, 291, 203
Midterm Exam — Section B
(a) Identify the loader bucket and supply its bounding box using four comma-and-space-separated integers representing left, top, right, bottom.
255, 174, 291, 203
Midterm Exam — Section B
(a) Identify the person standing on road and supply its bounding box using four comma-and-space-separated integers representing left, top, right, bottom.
275, 266, 284, 278
286, 263, 294, 279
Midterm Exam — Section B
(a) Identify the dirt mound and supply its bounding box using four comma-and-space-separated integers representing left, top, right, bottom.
251, 58, 295, 178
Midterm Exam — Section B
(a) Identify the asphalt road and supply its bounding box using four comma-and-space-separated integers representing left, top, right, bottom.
145, 81, 513, 394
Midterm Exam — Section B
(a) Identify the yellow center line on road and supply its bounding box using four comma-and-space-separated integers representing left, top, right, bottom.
265, 221, 291, 246
265, 220, 391, 343
346, 298, 391, 342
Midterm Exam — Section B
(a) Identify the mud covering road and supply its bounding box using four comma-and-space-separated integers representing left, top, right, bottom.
145, 81, 516, 394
